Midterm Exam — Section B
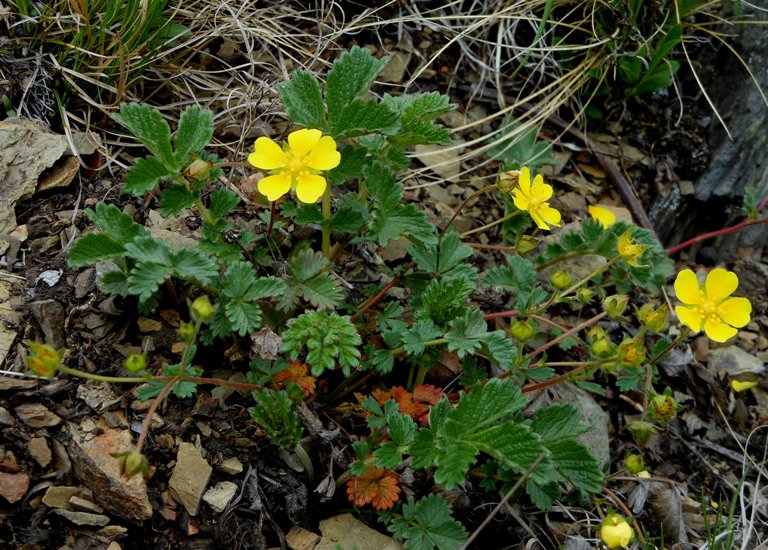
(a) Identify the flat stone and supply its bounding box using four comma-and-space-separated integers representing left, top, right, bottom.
28, 437, 52, 468
0, 471, 29, 503
42, 486, 93, 509
68, 421, 153, 522
378, 51, 411, 83
76, 380, 121, 412
53, 508, 111, 527
708, 346, 765, 378
15, 402, 61, 428
0, 376, 38, 391
0, 406, 15, 426
286, 525, 321, 550
413, 141, 465, 182
29, 299, 66, 348
69, 495, 105, 514
202, 481, 238, 513
217, 457, 244, 475
315, 513, 403, 550
169, 442, 212, 516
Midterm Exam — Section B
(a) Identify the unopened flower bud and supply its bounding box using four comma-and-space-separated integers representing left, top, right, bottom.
124, 352, 147, 373
27, 342, 62, 378
550, 269, 572, 290
623, 454, 646, 475
626, 420, 658, 447
112, 450, 150, 479
603, 294, 629, 320
649, 393, 678, 424
644, 305, 668, 333
577, 287, 594, 304
517, 235, 538, 255
497, 170, 521, 194
179, 320, 196, 341
510, 320, 536, 342
190, 295, 215, 323
600, 514, 633, 549
591, 338, 614, 358
184, 159, 212, 181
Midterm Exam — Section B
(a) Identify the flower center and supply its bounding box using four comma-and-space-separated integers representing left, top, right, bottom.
286, 154, 309, 174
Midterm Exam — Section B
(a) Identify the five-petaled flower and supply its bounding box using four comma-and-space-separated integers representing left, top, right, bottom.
588, 204, 617, 228
616, 228, 645, 266
600, 514, 634, 549
248, 129, 341, 204
674, 268, 752, 343
511, 167, 561, 230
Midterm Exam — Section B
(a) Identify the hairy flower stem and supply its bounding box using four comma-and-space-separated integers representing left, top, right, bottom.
555, 256, 621, 302
390, 338, 449, 358
461, 210, 522, 238
642, 328, 690, 413
136, 377, 179, 454
266, 201, 277, 239
666, 217, 768, 255
321, 185, 332, 259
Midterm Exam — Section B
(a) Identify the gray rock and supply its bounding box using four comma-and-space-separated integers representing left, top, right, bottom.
53, 508, 111, 527
217, 457, 243, 475
15, 402, 61, 428
708, 346, 765, 378
202, 481, 238, 513
0, 406, 15, 426
27, 437, 52, 468
42, 486, 93, 509
169, 442, 212, 516
29, 299, 66, 348
551, 383, 611, 467
315, 513, 403, 550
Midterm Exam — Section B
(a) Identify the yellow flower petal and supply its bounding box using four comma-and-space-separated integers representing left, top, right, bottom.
539, 203, 561, 227
305, 135, 341, 171
249, 137, 287, 170
287, 128, 322, 158
703, 317, 738, 343
674, 269, 703, 305
295, 174, 327, 203
705, 268, 738, 303
717, 297, 751, 328
675, 305, 703, 332
512, 190, 530, 211
732, 379, 758, 392
529, 208, 550, 230
518, 166, 532, 196
588, 205, 617, 228
258, 173, 293, 201
530, 174, 553, 201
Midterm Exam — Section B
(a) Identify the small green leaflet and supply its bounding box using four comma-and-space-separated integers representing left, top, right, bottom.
408, 231, 476, 281
87, 203, 146, 241
112, 103, 175, 167
445, 308, 487, 358
160, 183, 196, 216
67, 233, 126, 266
385, 494, 468, 550
401, 320, 443, 355
173, 106, 214, 161
278, 70, 326, 131
124, 156, 172, 196
282, 311, 361, 376
208, 188, 240, 218
278, 249, 343, 310
326, 46, 388, 124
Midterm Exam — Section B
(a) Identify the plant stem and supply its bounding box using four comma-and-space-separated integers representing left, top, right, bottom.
441, 184, 497, 235
535, 251, 590, 271
555, 255, 621, 301
467, 242, 516, 252
642, 328, 690, 412
321, 184, 332, 259
666, 217, 768, 255
390, 338, 449, 358
266, 201, 277, 239
461, 211, 521, 238
58, 365, 151, 384
525, 311, 607, 361
135, 376, 178, 454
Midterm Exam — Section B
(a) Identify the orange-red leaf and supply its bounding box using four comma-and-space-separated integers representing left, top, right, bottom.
346, 465, 401, 510
274, 361, 316, 396
375, 385, 442, 426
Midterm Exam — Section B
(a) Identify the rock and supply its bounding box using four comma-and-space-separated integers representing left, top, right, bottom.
15, 402, 61, 428
29, 299, 66, 348
42, 486, 93, 509
551, 383, 611, 467
76, 380, 122, 412
286, 525, 321, 550
169, 442, 212, 516
28, 437, 52, 468
413, 141, 465, 182
315, 513, 403, 550
70, 495, 105, 514
379, 51, 411, 83
202, 481, 238, 513
68, 421, 153, 522
0, 406, 15, 426
217, 457, 244, 475
53, 508, 111, 527
0, 471, 29, 503
74, 267, 96, 298
708, 346, 765, 378
0, 375, 38, 391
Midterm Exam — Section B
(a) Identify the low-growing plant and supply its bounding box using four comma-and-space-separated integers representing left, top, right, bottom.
27, 46, 756, 548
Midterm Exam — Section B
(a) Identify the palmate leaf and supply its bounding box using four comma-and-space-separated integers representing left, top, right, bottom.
330, 98, 400, 138
160, 183, 196, 216
124, 156, 173, 196
401, 320, 443, 355
173, 106, 213, 160
127, 262, 173, 304
278, 70, 326, 131
87, 202, 146, 241
67, 233, 126, 266
385, 494, 468, 550
171, 248, 218, 286
208, 188, 240, 218
124, 236, 173, 265
408, 231, 476, 281
278, 249, 343, 310
113, 103, 175, 167
444, 308, 487, 358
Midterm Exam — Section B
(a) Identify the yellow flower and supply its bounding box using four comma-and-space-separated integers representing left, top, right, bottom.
674, 268, 752, 343
600, 514, 634, 549
27, 342, 62, 377
248, 129, 341, 203
588, 205, 617, 228
732, 380, 758, 392
511, 167, 561, 230
616, 228, 646, 267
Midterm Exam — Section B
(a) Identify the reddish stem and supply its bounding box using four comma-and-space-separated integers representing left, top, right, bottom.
468, 242, 516, 251
667, 217, 768, 255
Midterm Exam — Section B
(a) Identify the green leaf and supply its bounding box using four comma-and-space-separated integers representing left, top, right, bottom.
488, 119, 556, 171
278, 249, 343, 310
482, 331, 518, 368
278, 70, 326, 130
326, 46, 388, 123
209, 188, 240, 218
171, 248, 218, 286
329, 206, 366, 234
127, 262, 173, 304
328, 145, 368, 185
160, 183, 197, 216
124, 236, 173, 265
401, 320, 443, 355
173, 106, 213, 160
408, 231, 476, 281
113, 103, 175, 167
384, 92, 456, 147
224, 299, 262, 335
387, 405, 418, 446
420, 278, 474, 326
249, 389, 303, 449
485, 255, 548, 311
124, 156, 173, 196
386, 494, 468, 550
330, 98, 400, 138
445, 308, 487, 358
374, 442, 403, 469
222, 261, 258, 299
99, 269, 130, 296
87, 203, 145, 241
67, 233, 126, 266
283, 311, 362, 376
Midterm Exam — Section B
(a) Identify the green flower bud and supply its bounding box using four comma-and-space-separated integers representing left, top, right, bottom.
190, 295, 215, 323
649, 393, 678, 424
591, 337, 614, 358
550, 269, 572, 290
27, 342, 62, 378
111, 450, 150, 479
179, 320, 196, 342
623, 454, 646, 475
626, 420, 658, 447
616, 337, 646, 367
123, 352, 147, 373
577, 287, 594, 304
184, 159, 212, 181
517, 235, 538, 255
497, 170, 520, 194
603, 294, 629, 320
510, 320, 536, 342
644, 305, 668, 333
